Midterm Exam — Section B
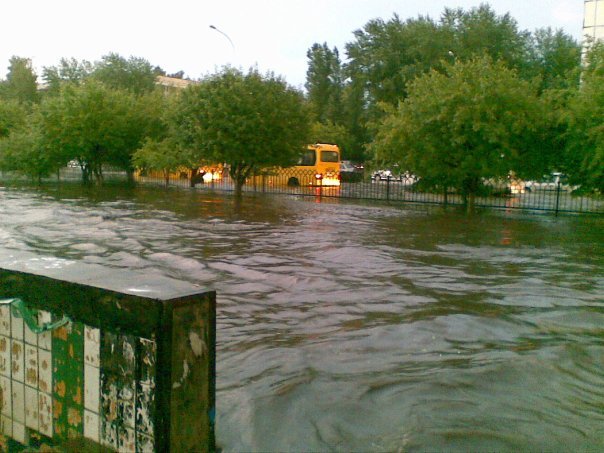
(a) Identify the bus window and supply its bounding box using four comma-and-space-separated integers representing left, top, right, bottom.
321, 150, 339, 163
298, 149, 316, 166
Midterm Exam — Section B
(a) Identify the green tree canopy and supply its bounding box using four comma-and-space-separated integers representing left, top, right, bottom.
565, 44, 604, 192
92, 53, 159, 95
305, 43, 344, 124
528, 27, 581, 92
38, 80, 160, 183
1, 56, 39, 104
173, 67, 311, 197
42, 58, 94, 94
0, 99, 28, 138
370, 56, 547, 207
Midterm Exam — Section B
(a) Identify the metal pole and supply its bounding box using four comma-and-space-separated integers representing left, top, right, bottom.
209, 25, 235, 50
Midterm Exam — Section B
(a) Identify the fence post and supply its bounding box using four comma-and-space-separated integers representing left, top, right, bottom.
386, 175, 391, 201
555, 180, 562, 216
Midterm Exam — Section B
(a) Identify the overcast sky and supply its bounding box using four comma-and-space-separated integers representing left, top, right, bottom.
1, 1, 586, 89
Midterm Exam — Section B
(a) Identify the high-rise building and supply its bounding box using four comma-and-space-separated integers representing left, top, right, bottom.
584, 0, 604, 42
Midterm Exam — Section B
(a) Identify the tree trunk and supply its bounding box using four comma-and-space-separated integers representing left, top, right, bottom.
234, 178, 244, 199
163, 169, 170, 188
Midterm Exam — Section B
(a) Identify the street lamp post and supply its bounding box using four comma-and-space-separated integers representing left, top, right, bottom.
209, 25, 235, 51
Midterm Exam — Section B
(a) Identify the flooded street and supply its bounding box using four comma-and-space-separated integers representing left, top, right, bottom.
1, 184, 603, 451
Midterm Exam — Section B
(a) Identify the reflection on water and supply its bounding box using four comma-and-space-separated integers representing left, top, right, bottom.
1, 184, 603, 451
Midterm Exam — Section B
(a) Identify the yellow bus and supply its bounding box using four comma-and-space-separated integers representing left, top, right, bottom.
281, 143, 341, 187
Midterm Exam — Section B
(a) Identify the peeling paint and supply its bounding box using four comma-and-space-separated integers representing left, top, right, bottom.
189, 331, 207, 358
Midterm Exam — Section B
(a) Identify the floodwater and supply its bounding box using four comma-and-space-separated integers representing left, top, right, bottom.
1, 184, 603, 452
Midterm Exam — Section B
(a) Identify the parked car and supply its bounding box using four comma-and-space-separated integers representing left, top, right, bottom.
371, 169, 418, 185
524, 173, 578, 192
340, 160, 363, 182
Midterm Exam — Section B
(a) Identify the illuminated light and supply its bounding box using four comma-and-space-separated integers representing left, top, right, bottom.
202, 172, 214, 183
321, 177, 341, 187
315, 173, 323, 180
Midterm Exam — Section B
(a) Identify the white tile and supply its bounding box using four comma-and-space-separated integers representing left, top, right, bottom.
0, 336, 10, 377
12, 381, 24, 424
0, 376, 11, 417
10, 310, 23, 341
25, 345, 38, 388
10, 340, 24, 383
0, 306, 11, 337
84, 326, 101, 367
37, 311, 52, 351
38, 392, 52, 437
38, 349, 52, 395
83, 409, 100, 443
84, 364, 100, 412
0, 415, 11, 437
25, 386, 38, 431
12, 421, 26, 444
24, 314, 38, 346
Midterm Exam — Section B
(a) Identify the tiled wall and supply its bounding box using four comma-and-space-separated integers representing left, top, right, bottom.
0, 305, 157, 452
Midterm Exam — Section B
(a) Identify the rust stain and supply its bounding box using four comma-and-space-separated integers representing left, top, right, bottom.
0, 386, 4, 411
67, 407, 82, 427
0, 337, 6, 352
11, 342, 22, 355
41, 358, 49, 370
53, 400, 63, 419
73, 386, 82, 405
53, 326, 68, 341
26, 368, 37, 385
55, 380, 66, 398
40, 379, 49, 393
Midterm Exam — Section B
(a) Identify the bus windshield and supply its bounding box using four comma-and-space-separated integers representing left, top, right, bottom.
321, 151, 339, 163
298, 150, 316, 166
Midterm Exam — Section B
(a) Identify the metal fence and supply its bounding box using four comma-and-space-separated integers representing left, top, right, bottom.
136, 169, 604, 215
2, 168, 601, 215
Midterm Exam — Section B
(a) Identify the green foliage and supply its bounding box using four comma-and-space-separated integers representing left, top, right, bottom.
42, 58, 94, 95
305, 43, 344, 124
38, 80, 158, 183
441, 5, 531, 73
0, 99, 28, 138
309, 121, 354, 159
133, 138, 184, 186
0, 111, 55, 181
92, 53, 159, 95
173, 67, 311, 196
528, 27, 581, 92
370, 57, 547, 200
565, 44, 604, 192
1, 56, 39, 104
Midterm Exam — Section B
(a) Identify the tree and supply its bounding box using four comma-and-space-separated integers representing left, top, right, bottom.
441, 4, 531, 74
370, 57, 547, 209
42, 58, 94, 94
528, 28, 581, 92
345, 14, 452, 107
0, 99, 28, 138
305, 43, 344, 124
133, 138, 185, 187
309, 121, 354, 159
92, 53, 159, 95
565, 44, 604, 193
2, 56, 39, 104
173, 68, 311, 197
38, 80, 159, 184
0, 111, 58, 182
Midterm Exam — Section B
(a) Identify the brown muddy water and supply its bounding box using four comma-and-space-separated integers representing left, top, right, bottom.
0, 184, 603, 452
